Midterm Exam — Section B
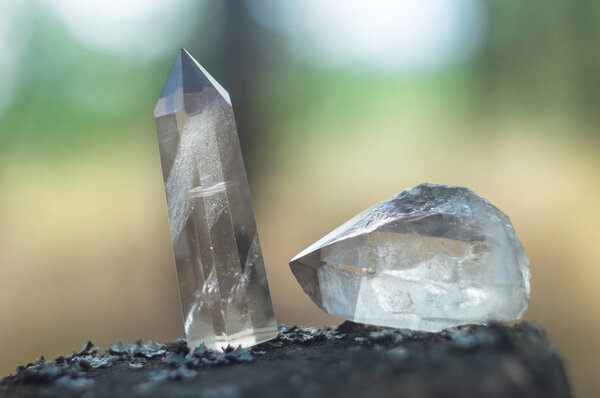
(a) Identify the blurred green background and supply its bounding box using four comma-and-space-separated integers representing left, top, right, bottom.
1, 0, 599, 395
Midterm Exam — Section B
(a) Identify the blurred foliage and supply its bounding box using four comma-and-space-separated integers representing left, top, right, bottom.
480, 0, 600, 118
1, 0, 598, 156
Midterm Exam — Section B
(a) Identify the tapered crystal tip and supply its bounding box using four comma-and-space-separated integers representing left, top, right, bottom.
154, 48, 231, 118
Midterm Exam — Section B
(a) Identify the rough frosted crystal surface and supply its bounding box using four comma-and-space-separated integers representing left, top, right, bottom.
290, 183, 531, 331
154, 49, 277, 349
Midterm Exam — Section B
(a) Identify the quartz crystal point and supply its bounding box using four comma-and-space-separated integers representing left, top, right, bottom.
290, 183, 531, 331
153, 49, 277, 349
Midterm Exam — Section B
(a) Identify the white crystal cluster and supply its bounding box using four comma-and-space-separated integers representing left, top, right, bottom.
290, 184, 531, 331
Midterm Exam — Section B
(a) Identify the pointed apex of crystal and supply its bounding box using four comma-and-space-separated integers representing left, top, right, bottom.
154, 48, 231, 118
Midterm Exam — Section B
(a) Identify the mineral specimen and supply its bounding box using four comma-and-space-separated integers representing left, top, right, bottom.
290, 183, 530, 331
154, 49, 277, 349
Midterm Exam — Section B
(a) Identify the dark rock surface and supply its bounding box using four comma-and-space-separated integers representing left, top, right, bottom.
0, 322, 571, 398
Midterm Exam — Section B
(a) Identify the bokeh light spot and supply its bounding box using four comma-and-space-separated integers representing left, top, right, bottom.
48, 0, 201, 60
247, 0, 487, 72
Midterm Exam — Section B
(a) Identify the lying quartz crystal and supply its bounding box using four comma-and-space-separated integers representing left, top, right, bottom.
290, 183, 530, 331
154, 49, 277, 349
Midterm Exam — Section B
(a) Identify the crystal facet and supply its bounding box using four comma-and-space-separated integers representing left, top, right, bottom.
154, 49, 277, 349
290, 183, 530, 331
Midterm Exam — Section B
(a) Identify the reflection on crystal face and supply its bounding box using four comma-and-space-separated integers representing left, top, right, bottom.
154, 49, 277, 349
290, 183, 531, 331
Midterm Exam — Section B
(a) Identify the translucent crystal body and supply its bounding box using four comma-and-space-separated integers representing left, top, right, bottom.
290, 184, 530, 331
154, 49, 277, 349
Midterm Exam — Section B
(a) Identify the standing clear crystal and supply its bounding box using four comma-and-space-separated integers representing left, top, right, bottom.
290, 183, 531, 331
154, 49, 277, 349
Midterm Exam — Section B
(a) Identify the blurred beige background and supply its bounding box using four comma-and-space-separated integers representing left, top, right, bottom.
1, 0, 599, 396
